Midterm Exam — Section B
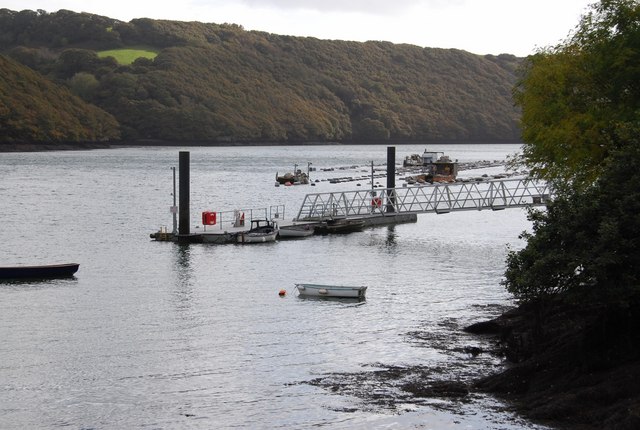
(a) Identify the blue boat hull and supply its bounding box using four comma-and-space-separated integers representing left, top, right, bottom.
0, 263, 79, 280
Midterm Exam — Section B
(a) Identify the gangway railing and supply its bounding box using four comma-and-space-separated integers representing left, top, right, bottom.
294, 178, 550, 221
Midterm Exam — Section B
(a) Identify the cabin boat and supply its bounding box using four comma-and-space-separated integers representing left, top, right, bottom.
295, 283, 367, 299
236, 219, 279, 243
0, 263, 79, 280
403, 149, 459, 183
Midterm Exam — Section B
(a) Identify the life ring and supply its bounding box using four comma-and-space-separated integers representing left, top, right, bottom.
371, 197, 382, 208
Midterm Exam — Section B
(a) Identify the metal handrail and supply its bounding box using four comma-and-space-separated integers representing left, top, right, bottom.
294, 179, 550, 221
201, 205, 286, 230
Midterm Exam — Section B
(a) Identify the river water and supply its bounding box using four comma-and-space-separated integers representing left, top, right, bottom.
0, 144, 549, 429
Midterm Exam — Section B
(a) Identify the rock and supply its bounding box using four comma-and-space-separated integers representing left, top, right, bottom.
468, 297, 640, 430
402, 381, 469, 398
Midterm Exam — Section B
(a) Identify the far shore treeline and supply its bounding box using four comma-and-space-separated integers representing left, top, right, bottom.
0, 9, 523, 148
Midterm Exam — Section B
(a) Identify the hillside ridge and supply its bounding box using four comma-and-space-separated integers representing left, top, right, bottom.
0, 9, 523, 147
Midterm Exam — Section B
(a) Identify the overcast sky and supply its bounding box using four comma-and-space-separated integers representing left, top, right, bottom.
7, 0, 595, 56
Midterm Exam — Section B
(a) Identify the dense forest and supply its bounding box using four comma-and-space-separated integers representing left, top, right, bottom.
0, 8, 523, 147
0, 55, 120, 143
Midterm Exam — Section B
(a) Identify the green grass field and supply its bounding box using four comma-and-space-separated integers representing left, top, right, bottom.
97, 47, 158, 65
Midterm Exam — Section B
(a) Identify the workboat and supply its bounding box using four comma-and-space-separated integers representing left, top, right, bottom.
0, 263, 79, 280
275, 163, 312, 186
403, 149, 459, 183
236, 219, 279, 243
295, 283, 367, 299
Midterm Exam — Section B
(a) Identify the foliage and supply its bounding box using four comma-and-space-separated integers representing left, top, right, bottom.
97, 47, 158, 65
0, 55, 120, 143
0, 8, 523, 144
68, 71, 99, 100
505, 1, 640, 305
503, 143, 640, 304
514, 0, 640, 188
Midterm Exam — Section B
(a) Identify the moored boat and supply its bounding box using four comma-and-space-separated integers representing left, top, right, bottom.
236, 219, 279, 243
0, 263, 79, 280
315, 218, 364, 235
295, 283, 367, 299
403, 149, 459, 183
275, 162, 312, 185
278, 223, 315, 238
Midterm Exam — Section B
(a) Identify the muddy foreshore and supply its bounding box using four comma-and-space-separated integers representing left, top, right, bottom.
303, 299, 640, 429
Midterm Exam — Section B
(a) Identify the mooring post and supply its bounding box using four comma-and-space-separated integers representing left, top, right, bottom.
386, 146, 396, 213
178, 151, 190, 236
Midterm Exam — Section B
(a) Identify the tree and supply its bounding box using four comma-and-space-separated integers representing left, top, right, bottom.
505, 0, 640, 304
514, 0, 640, 188
68, 72, 99, 101
503, 143, 640, 304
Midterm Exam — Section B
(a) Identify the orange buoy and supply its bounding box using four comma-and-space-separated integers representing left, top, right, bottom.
278, 289, 287, 297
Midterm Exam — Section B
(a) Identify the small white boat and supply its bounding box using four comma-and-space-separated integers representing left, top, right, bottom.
295, 283, 367, 299
237, 219, 279, 244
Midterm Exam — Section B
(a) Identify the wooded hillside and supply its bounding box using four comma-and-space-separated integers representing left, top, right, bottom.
0, 54, 120, 144
0, 8, 522, 146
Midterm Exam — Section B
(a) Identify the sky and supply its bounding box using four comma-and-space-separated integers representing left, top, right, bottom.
6, 0, 596, 56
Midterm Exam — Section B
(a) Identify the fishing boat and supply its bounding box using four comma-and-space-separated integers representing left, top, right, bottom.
0, 263, 79, 280
275, 162, 312, 186
236, 219, 279, 243
295, 283, 367, 299
403, 149, 459, 183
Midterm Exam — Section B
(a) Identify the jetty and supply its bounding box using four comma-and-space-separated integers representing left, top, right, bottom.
151, 149, 549, 244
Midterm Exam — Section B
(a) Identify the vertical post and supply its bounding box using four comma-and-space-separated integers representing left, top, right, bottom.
171, 167, 178, 235
370, 160, 375, 214
179, 151, 190, 236
371, 161, 375, 194
386, 146, 396, 213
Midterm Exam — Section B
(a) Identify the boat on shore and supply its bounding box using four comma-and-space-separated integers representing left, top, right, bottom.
295, 283, 367, 299
236, 219, 279, 243
0, 263, 79, 280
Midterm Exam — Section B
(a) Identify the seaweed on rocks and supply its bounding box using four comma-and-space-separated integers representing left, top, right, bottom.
467, 298, 640, 430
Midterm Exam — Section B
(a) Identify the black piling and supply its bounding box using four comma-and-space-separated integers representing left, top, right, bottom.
386, 146, 396, 213
178, 151, 190, 236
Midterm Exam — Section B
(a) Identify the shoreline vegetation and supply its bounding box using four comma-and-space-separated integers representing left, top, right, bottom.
466, 298, 640, 430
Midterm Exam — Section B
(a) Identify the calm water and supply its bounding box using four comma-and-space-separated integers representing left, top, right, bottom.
0, 144, 548, 429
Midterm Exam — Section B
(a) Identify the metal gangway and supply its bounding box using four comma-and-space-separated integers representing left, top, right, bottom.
294, 178, 551, 221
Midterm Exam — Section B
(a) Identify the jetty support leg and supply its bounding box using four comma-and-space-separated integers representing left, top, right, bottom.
179, 151, 190, 237
386, 146, 396, 213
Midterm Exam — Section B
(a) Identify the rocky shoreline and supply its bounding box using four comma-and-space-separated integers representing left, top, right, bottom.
302, 299, 640, 429
466, 299, 640, 430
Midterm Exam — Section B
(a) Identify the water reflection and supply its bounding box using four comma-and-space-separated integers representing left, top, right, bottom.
171, 243, 194, 312
385, 225, 397, 248
0, 277, 78, 289
173, 243, 192, 274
